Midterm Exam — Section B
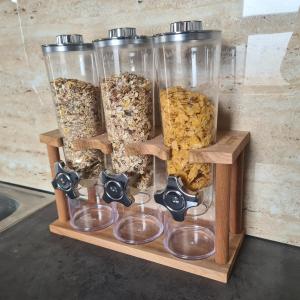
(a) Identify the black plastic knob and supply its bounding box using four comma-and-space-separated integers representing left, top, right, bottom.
101, 170, 134, 207
52, 161, 80, 199
154, 176, 199, 222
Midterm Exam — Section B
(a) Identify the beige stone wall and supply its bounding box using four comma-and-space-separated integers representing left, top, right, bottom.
0, 0, 299, 246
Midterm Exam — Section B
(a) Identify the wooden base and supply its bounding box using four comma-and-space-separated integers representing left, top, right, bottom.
50, 219, 244, 283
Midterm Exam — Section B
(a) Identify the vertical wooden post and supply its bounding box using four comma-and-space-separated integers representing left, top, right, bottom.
215, 164, 231, 265
47, 145, 69, 222
230, 151, 244, 234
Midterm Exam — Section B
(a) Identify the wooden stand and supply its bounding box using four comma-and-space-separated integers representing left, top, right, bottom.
40, 129, 249, 283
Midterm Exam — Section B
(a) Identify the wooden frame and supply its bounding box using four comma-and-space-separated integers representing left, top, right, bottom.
40, 129, 250, 283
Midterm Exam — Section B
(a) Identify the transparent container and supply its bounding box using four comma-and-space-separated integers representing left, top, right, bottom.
154, 21, 221, 259
52, 161, 115, 232
94, 28, 163, 244
163, 187, 215, 260
42, 34, 104, 179
220, 45, 237, 92
112, 191, 163, 244
68, 181, 115, 232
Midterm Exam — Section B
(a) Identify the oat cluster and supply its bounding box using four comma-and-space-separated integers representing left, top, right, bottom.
51, 78, 104, 179
101, 72, 153, 191
160, 86, 215, 191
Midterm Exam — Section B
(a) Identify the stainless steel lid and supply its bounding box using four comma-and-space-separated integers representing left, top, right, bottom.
56, 34, 83, 45
154, 20, 221, 44
170, 20, 203, 33
93, 27, 152, 47
42, 34, 93, 54
109, 27, 136, 38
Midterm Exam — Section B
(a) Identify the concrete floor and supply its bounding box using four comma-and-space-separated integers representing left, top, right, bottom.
0, 202, 299, 300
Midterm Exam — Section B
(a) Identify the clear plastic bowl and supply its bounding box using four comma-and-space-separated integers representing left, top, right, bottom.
69, 201, 115, 232
163, 211, 215, 260
164, 225, 215, 260
68, 184, 115, 232
113, 192, 163, 244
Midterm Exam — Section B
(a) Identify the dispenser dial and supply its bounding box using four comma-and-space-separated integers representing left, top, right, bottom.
52, 161, 80, 199
101, 171, 134, 207
154, 176, 199, 221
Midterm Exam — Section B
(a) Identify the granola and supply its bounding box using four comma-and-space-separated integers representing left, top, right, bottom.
100, 72, 153, 191
51, 78, 104, 179
160, 86, 215, 191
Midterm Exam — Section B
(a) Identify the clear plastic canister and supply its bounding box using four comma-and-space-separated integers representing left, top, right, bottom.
93, 28, 163, 244
42, 34, 104, 179
154, 21, 221, 259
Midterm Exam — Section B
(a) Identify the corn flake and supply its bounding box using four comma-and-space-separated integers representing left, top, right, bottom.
160, 86, 215, 191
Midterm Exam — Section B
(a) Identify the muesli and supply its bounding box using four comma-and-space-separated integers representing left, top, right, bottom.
51, 78, 103, 179
101, 72, 153, 190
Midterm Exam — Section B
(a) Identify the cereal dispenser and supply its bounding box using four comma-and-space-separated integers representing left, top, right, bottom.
153, 21, 221, 259
42, 34, 104, 178
93, 28, 163, 244
40, 28, 249, 283
42, 35, 115, 231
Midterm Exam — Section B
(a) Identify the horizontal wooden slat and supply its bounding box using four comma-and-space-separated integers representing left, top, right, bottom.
50, 220, 244, 283
189, 131, 250, 164
40, 130, 250, 164
39, 130, 112, 154
72, 133, 112, 154
39, 129, 63, 148
125, 131, 249, 164
125, 135, 170, 160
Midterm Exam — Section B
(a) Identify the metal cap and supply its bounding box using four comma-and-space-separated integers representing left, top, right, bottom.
56, 34, 84, 45
93, 27, 151, 47
170, 20, 203, 33
109, 27, 137, 39
41, 34, 93, 54
153, 20, 221, 44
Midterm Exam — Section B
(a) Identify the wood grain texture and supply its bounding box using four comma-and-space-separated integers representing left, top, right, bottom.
46, 145, 68, 222
40, 129, 63, 148
230, 151, 245, 234
72, 133, 112, 154
50, 220, 244, 283
125, 134, 170, 160
215, 164, 231, 265
189, 131, 250, 164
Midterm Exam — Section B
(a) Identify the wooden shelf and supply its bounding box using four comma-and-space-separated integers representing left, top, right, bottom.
72, 133, 112, 154
189, 131, 250, 164
126, 130, 249, 164
50, 220, 244, 283
39, 129, 249, 164
40, 130, 112, 154
40, 129, 63, 148
126, 135, 170, 160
